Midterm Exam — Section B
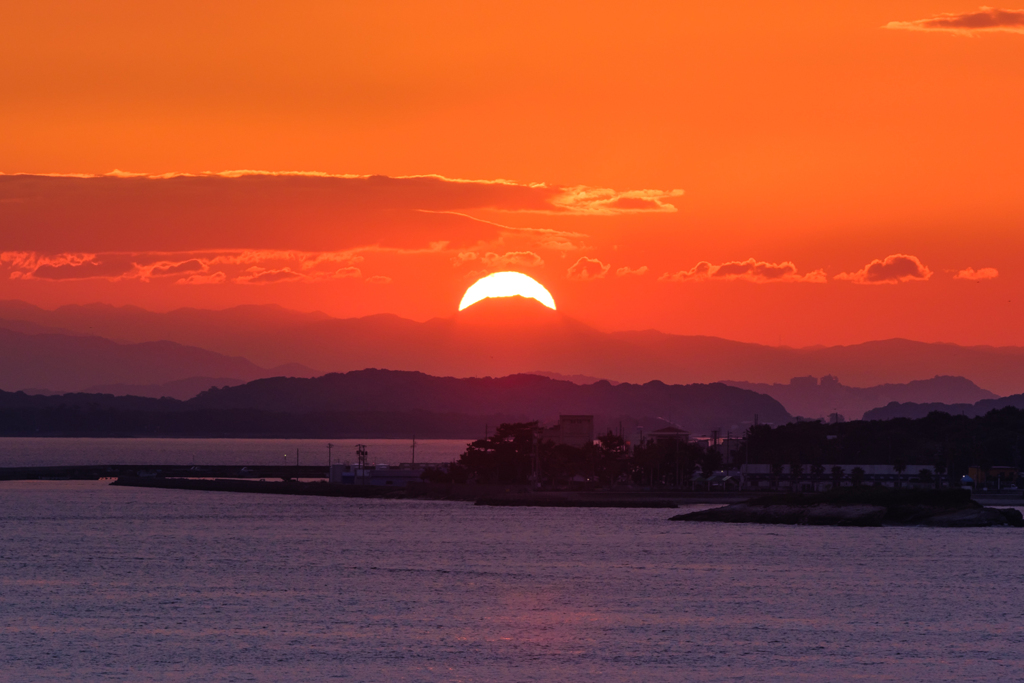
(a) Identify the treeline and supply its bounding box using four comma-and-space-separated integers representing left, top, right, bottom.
426, 408, 1024, 487
747, 407, 1024, 478
422, 421, 714, 488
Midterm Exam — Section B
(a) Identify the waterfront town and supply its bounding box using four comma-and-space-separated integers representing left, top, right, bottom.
329, 413, 1023, 494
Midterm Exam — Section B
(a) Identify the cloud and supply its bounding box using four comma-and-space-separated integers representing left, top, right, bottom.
451, 252, 479, 266
451, 251, 545, 269
660, 259, 826, 284
146, 259, 206, 277
955, 266, 999, 280
483, 251, 544, 268
616, 265, 648, 277
0, 173, 682, 260
176, 271, 226, 285
548, 187, 685, 215
334, 266, 362, 278
237, 268, 306, 284
1, 249, 370, 284
835, 254, 933, 284
885, 7, 1024, 34
1, 252, 139, 281
367, 275, 392, 284
567, 257, 611, 280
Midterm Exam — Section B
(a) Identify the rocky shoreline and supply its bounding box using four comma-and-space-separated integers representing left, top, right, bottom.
671, 489, 1024, 527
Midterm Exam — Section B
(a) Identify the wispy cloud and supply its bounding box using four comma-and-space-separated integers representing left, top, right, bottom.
2, 249, 370, 284
548, 187, 685, 215
885, 7, 1024, 34
955, 266, 999, 280
176, 272, 226, 285
236, 268, 306, 285
451, 251, 546, 269
660, 259, 826, 284
835, 254, 932, 284
616, 265, 648, 277
567, 257, 611, 280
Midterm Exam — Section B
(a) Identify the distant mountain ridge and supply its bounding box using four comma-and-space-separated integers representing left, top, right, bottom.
0, 369, 791, 437
84, 377, 253, 401
864, 394, 1024, 421
724, 375, 998, 421
3, 299, 1024, 395
187, 369, 790, 434
0, 326, 316, 394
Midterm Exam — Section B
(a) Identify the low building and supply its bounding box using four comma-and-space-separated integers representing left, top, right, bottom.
967, 465, 1018, 487
737, 464, 946, 491
329, 462, 428, 487
542, 415, 594, 448
649, 426, 689, 445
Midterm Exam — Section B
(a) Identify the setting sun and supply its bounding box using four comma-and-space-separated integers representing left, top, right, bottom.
458, 272, 556, 311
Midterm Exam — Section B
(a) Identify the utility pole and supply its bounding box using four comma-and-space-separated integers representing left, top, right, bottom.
327, 443, 334, 470
296, 448, 299, 468
356, 444, 368, 484
531, 427, 541, 489
411, 436, 416, 465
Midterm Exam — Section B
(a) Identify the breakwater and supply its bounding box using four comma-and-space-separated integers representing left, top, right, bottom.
672, 489, 1024, 527
111, 477, 396, 498
109, 476, 743, 507
0, 464, 328, 481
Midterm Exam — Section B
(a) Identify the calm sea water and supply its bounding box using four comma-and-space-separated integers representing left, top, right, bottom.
1, 481, 1022, 682
0, 437, 466, 468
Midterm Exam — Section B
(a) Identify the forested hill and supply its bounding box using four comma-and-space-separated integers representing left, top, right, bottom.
0, 369, 790, 437
864, 394, 1024, 421
186, 369, 791, 432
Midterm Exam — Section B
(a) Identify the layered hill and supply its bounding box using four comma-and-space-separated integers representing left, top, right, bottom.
864, 394, 1024, 421
0, 369, 791, 437
0, 326, 315, 395
724, 375, 997, 421
188, 368, 790, 433
2, 298, 1023, 395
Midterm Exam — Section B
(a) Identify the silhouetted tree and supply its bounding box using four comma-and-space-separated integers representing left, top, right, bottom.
831, 465, 844, 490
789, 461, 803, 492
810, 463, 825, 491
456, 421, 539, 485
770, 461, 784, 490
595, 430, 630, 486
894, 460, 907, 489
699, 447, 723, 478
851, 467, 865, 488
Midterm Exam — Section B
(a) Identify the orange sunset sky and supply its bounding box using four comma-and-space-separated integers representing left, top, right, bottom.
2, 1, 1022, 347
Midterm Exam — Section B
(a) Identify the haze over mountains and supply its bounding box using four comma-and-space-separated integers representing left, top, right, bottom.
724, 375, 998, 421
0, 326, 315, 396
1, 298, 1022, 409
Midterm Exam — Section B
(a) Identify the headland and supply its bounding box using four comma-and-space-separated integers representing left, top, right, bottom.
670, 489, 1024, 527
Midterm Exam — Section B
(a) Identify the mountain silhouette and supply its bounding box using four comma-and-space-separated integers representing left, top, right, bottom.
0, 326, 316, 394
724, 375, 997, 421
0, 369, 790, 437
186, 368, 790, 433
83, 377, 253, 400
3, 299, 1024, 395
864, 394, 1024, 421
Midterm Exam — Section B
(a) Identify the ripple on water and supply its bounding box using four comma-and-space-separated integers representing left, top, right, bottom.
1, 480, 1022, 683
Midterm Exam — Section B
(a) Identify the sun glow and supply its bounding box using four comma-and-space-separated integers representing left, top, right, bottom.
458, 271, 557, 311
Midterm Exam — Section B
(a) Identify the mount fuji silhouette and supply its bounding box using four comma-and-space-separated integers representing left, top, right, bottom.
2, 300, 1024, 398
